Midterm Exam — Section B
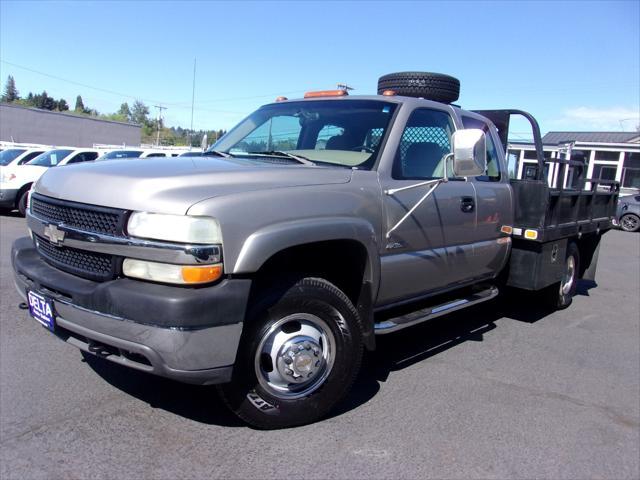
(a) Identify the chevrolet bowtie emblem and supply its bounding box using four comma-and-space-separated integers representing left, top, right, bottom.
43, 224, 66, 246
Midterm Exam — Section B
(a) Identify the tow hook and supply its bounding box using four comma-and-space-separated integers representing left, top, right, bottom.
88, 341, 112, 358
18, 302, 28, 310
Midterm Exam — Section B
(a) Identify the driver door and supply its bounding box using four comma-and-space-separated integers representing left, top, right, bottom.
377, 108, 479, 305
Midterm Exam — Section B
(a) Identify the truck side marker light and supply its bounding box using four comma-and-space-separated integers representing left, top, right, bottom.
500, 225, 512, 235
512, 227, 523, 236
524, 229, 538, 240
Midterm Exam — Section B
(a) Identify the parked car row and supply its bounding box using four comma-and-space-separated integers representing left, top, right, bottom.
0, 145, 204, 215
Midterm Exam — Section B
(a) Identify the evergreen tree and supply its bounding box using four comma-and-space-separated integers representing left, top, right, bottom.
57, 99, 69, 111
40, 91, 56, 110
1, 75, 19, 102
75, 95, 85, 112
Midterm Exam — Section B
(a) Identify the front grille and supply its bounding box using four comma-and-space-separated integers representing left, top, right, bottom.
31, 194, 127, 237
35, 234, 118, 282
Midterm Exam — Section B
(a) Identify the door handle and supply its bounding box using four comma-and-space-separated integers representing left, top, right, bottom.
460, 196, 475, 213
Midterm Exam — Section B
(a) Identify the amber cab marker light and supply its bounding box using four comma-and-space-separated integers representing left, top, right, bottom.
275, 96, 288, 102
181, 264, 223, 284
304, 90, 349, 98
382, 90, 397, 96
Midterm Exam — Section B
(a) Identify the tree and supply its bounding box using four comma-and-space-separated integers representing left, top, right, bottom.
40, 91, 56, 110
130, 100, 150, 126
1, 75, 19, 102
118, 102, 132, 122
57, 99, 69, 111
75, 95, 85, 112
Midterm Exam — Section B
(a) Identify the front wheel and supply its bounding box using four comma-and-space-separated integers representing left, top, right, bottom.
17, 190, 29, 216
219, 277, 364, 429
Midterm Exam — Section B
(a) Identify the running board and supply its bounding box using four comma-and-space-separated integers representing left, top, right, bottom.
374, 286, 499, 334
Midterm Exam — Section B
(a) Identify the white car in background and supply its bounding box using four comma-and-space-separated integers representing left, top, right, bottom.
0, 147, 49, 169
96, 149, 187, 161
0, 148, 100, 215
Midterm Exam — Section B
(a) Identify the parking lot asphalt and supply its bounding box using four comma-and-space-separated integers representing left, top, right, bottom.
0, 212, 638, 480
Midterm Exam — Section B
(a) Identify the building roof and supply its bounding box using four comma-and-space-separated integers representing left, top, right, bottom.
542, 131, 639, 145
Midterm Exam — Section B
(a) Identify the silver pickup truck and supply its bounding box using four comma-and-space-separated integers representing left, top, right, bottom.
11, 72, 619, 429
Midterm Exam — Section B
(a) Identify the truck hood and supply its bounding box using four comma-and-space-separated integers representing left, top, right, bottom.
34, 157, 353, 215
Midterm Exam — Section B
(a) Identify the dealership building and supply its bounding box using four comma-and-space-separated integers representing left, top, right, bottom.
0, 103, 141, 147
508, 131, 640, 196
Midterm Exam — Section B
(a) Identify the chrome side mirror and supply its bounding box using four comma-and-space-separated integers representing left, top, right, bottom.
452, 129, 487, 177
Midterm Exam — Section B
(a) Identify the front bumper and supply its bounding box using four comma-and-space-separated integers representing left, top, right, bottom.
12, 237, 251, 385
0, 188, 19, 208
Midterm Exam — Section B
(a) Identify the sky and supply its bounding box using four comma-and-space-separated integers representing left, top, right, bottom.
1, 0, 639, 137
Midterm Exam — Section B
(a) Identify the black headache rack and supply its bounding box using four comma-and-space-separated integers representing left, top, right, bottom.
474, 109, 619, 290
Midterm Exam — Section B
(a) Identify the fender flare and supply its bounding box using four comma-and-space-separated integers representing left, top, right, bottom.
232, 217, 380, 350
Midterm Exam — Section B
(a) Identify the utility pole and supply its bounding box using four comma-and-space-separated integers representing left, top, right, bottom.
153, 104, 167, 146
190, 58, 196, 149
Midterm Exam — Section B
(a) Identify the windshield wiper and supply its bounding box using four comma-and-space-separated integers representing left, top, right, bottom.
246, 151, 315, 166
203, 150, 234, 158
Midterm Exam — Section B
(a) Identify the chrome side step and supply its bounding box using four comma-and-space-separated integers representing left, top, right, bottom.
374, 286, 499, 334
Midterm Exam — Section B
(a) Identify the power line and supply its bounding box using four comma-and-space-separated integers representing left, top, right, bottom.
0, 59, 172, 105
0, 60, 306, 112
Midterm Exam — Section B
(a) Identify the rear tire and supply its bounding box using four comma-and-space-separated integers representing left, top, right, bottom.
377, 71, 460, 103
541, 242, 580, 310
620, 213, 640, 232
218, 277, 363, 429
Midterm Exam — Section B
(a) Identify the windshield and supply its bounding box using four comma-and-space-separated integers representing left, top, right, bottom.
0, 149, 26, 166
96, 150, 143, 161
28, 149, 74, 167
210, 99, 398, 169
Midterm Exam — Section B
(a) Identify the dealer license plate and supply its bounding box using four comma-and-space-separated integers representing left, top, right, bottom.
27, 290, 56, 332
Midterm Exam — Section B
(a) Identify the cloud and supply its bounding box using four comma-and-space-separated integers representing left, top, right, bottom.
549, 106, 640, 131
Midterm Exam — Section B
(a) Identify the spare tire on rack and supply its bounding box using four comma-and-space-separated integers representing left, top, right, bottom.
377, 71, 460, 104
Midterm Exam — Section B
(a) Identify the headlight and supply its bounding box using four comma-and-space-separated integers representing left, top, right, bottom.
123, 259, 223, 285
127, 212, 222, 244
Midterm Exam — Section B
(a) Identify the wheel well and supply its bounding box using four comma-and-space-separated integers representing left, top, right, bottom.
250, 240, 369, 306
15, 183, 32, 208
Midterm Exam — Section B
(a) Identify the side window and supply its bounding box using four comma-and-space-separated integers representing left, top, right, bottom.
461, 116, 501, 181
19, 151, 42, 164
67, 152, 99, 164
394, 109, 455, 180
315, 125, 344, 149
146, 153, 166, 158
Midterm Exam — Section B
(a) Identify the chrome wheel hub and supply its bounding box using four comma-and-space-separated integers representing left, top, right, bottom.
255, 313, 336, 399
561, 255, 576, 295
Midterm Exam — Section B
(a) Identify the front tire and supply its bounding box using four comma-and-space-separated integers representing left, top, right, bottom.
17, 190, 29, 216
219, 277, 364, 429
620, 213, 640, 232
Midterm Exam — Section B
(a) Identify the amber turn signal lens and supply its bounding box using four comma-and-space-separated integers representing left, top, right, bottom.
304, 89, 349, 98
181, 264, 223, 284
